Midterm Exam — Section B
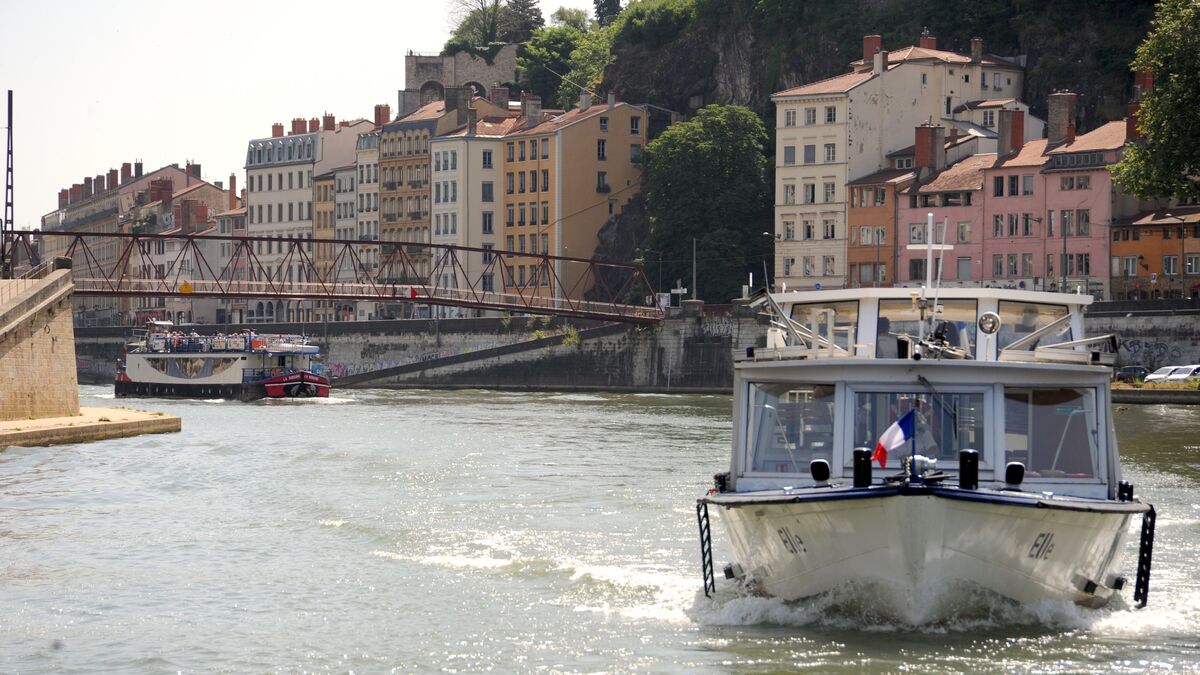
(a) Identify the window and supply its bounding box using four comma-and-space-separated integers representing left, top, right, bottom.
482, 182, 494, 202
783, 184, 796, 205
957, 221, 971, 243
824, 106, 837, 123
874, 188, 886, 206
596, 171, 608, 191
910, 258, 926, 281
1076, 210, 1090, 236
1003, 388, 1097, 477
1188, 255, 1200, 275
855, 390, 985, 463
1046, 210, 1055, 237
994, 73, 1001, 89
1062, 210, 1074, 236
804, 107, 816, 125
823, 219, 835, 239
506, 143, 514, 162
1022, 213, 1033, 236
783, 256, 794, 276
803, 144, 816, 164
982, 110, 995, 128
823, 183, 836, 202
519, 172, 526, 193
803, 256, 815, 276
506, 205, 514, 227
1008, 253, 1018, 276
1022, 174, 1034, 196
1164, 255, 1179, 275
783, 146, 796, 165
957, 257, 972, 281
541, 169, 549, 192
1123, 256, 1138, 277
784, 110, 796, 127
802, 220, 815, 240
598, 117, 608, 132
909, 223, 926, 244
945, 97, 952, 115
518, 141, 526, 161
541, 202, 549, 224
824, 144, 836, 162
482, 211, 494, 234
993, 176, 1004, 197
859, 225, 873, 245
921, 73, 928, 85
506, 173, 514, 194
597, 139, 607, 160
803, 184, 816, 204
541, 139, 549, 159
993, 255, 1004, 277
482, 150, 493, 168
1022, 253, 1034, 277
1007, 213, 1018, 237
630, 144, 642, 163
896, 157, 913, 169
1008, 175, 1019, 196
823, 255, 835, 276
784, 221, 796, 240
630, 116, 640, 135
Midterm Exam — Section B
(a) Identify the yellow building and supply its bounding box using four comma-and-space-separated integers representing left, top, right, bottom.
312, 171, 335, 321
501, 92, 654, 299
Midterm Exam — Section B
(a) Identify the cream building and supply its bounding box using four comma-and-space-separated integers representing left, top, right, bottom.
771, 31, 1033, 290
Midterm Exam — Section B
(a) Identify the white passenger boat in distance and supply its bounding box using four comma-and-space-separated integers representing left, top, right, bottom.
115, 321, 331, 401
696, 278, 1157, 623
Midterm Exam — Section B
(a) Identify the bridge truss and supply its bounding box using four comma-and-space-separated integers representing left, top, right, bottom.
8, 231, 663, 324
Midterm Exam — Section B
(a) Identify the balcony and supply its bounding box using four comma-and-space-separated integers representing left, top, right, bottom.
408, 180, 422, 188
596, 183, 611, 193
383, 181, 398, 191
408, 211, 423, 220
384, 213, 398, 222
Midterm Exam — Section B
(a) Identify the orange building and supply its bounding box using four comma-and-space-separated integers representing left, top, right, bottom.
311, 171, 336, 320
1110, 206, 1200, 299
845, 169, 913, 287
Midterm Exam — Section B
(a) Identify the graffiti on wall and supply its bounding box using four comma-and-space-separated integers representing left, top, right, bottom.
1117, 338, 1187, 369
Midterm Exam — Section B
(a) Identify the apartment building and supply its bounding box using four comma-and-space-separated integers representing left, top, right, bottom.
772, 31, 1034, 291
845, 169, 913, 288
355, 126, 381, 276
502, 91, 652, 299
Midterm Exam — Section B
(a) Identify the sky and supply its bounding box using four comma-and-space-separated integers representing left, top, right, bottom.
0, 0, 595, 230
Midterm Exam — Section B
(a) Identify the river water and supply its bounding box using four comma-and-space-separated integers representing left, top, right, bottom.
0, 386, 1197, 672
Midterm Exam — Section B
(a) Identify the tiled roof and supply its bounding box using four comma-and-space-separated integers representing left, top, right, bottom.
772, 69, 876, 98
1131, 206, 1200, 226
1046, 121, 1128, 154
441, 115, 522, 138
850, 47, 1022, 70
992, 139, 1050, 169
886, 132, 975, 158
912, 153, 997, 193
215, 207, 246, 217
506, 102, 642, 137
848, 168, 915, 186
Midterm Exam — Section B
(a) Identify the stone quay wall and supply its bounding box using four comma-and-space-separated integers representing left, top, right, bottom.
0, 269, 81, 420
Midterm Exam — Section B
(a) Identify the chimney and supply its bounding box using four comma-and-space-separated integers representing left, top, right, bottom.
339, 120, 350, 128
309, 117, 320, 133
914, 124, 946, 175
919, 28, 936, 50
522, 94, 542, 129
467, 107, 478, 136
70, 184, 82, 204
323, 114, 336, 131
83, 177, 93, 198
107, 168, 118, 191
121, 162, 132, 184
490, 86, 510, 110
374, 103, 391, 126
948, 126, 960, 142
873, 49, 889, 76
1047, 91, 1078, 145
272, 122, 285, 138
95, 174, 106, 192
444, 87, 461, 112
291, 117, 306, 135
607, 92, 616, 109
1134, 70, 1154, 101
229, 174, 237, 210
863, 34, 882, 63
58, 189, 69, 209
970, 37, 983, 63
135, 161, 143, 177
579, 90, 592, 111
1067, 120, 1076, 143
190, 163, 201, 179
997, 109, 1024, 156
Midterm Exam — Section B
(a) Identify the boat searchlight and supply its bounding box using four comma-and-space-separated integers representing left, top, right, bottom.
978, 311, 1002, 335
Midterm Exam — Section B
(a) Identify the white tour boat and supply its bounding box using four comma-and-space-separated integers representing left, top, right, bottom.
115, 321, 331, 401
696, 277, 1156, 623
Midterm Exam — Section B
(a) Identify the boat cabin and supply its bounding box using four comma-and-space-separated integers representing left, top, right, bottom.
731, 288, 1120, 499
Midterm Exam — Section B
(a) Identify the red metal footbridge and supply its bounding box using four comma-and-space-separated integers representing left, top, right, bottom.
7, 231, 663, 324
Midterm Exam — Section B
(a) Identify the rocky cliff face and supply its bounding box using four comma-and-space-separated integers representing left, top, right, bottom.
602, 0, 1154, 131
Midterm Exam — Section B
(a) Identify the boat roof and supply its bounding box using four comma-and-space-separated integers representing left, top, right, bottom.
769, 286, 1094, 307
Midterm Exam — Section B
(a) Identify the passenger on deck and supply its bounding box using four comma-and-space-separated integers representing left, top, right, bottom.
876, 317, 900, 358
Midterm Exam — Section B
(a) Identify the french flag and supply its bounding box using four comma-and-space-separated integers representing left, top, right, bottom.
871, 409, 915, 468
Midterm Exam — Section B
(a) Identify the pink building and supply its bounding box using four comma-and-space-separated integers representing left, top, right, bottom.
897, 152, 992, 287
980, 108, 1052, 291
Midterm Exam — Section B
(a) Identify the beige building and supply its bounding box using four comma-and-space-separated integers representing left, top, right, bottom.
771, 31, 1033, 290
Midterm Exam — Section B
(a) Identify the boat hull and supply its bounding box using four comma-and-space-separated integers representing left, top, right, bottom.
115, 378, 267, 402
708, 486, 1143, 623
260, 371, 330, 398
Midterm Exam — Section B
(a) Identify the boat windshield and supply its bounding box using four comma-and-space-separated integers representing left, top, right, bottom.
788, 301, 858, 352
997, 301, 1071, 349
853, 391, 987, 465
878, 299, 978, 357
747, 383, 835, 473
1003, 387, 1099, 478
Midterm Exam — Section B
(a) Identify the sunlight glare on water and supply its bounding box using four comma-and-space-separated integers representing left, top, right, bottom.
0, 387, 1196, 672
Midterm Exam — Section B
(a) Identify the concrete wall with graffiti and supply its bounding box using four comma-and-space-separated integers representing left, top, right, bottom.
1085, 310, 1200, 370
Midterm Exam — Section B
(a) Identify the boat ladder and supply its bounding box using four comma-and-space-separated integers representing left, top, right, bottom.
1134, 505, 1156, 608
696, 501, 716, 597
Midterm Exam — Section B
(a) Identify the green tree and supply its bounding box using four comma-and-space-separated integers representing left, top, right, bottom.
519, 26, 582, 108
595, 0, 621, 27
502, 0, 545, 42
643, 105, 772, 303
550, 6, 594, 31
446, 0, 505, 49
1111, 0, 1200, 201
558, 23, 617, 108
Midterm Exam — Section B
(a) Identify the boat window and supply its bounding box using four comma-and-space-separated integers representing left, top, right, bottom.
747, 383, 835, 473
853, 391, 986, 464
997, 301, 1070, 349
788, 301, 858, 352
1003, 387, 1098, 478
878, 299, 977, 357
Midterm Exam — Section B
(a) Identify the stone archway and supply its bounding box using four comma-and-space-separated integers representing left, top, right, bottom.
463, 81, 486, 99
419, 81, 444, 105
